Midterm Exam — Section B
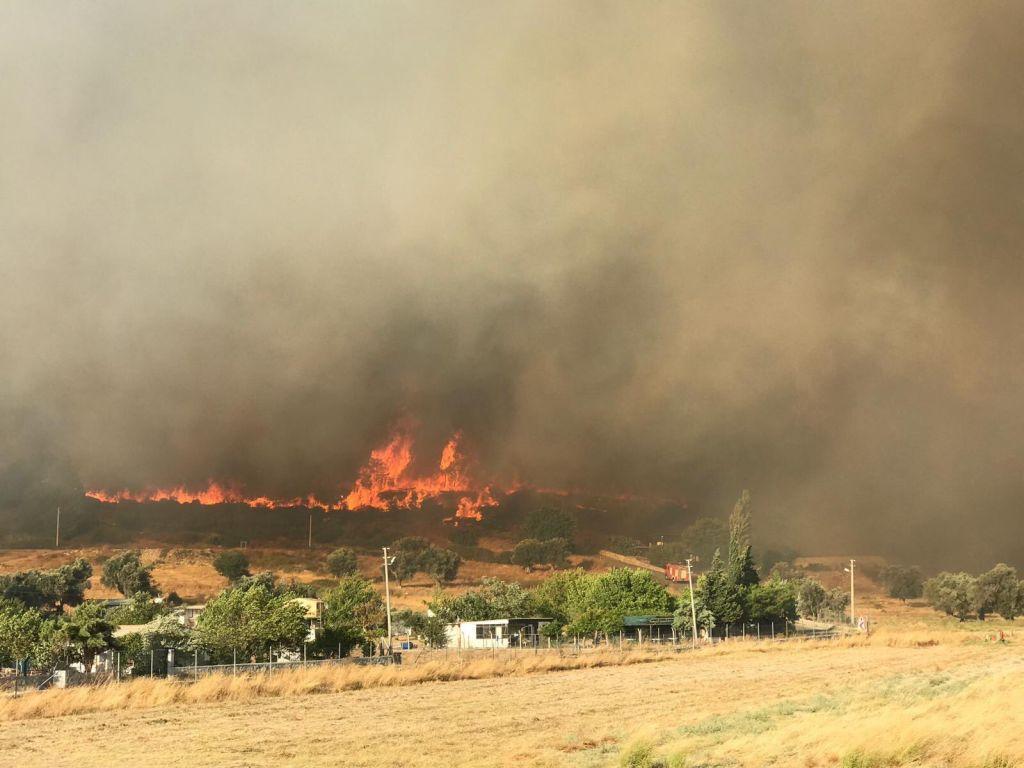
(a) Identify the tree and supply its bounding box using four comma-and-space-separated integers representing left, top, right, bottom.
567, 569, 673, 637
0, 604, 43, 669
213, 550, 251, 582
521, 508, 576, 547
797, 579, 828, 619
924, 572, 975, 621
321, 575, 385, 655
325, 547, 359, 578
419, 548, 461, 585
879, 565, 924, 602
101, 551, 158, 597
747, 578, 798, 624
727, 491, 759, 588
512, 538, 569, 571
530, 569, 591, 626
51, 558, 94, 613
106, 592, 165, 625
193, 584, 309, 661
390, 537, 431, 585
60, 601, 117, 671
395, 609, 448, 648
973, 564, 1019, 620
699, 550, 745, 625
0, 558, 93, 615
512, 539, 545, 570
673, 590, 716, 635
428, 578, 535, 623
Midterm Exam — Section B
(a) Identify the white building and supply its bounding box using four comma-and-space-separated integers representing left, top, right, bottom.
444, 618, 552, 649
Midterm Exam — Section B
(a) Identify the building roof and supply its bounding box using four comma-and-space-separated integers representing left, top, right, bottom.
452, 617, 553, 625
622, 615, 675, 627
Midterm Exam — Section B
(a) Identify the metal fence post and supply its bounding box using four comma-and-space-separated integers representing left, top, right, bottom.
193, 650, 198, 682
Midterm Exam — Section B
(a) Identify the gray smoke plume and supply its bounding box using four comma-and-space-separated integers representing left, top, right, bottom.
2, 2, 1023, 567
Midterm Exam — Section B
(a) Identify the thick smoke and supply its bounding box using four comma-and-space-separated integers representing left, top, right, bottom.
2, 2, 1023, 567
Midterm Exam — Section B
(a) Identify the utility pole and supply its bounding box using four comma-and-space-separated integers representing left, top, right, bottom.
844, 559, 856, 626
382, 546, 395, 656
307, 512, 313, 549
685, 557, 698, 649
55, 506, 60, 549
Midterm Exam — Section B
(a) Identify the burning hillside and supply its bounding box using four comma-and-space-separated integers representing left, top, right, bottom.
85, 427, 499, 521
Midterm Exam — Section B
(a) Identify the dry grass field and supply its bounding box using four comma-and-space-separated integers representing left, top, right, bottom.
2, 625, 1022, 768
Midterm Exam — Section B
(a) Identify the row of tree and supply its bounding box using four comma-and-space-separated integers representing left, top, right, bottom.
924, 564, 1024, 621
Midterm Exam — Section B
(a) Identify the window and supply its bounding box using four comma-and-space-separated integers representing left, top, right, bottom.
475, 624, 499, 639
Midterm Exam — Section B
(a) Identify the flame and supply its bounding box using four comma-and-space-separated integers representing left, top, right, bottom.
85, 427, 499, 518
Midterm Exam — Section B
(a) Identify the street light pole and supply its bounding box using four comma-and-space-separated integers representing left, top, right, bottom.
382, 547, 394, 656
685, 557, 698, 649
55, 506, 60, 549
845, 559, 856, 626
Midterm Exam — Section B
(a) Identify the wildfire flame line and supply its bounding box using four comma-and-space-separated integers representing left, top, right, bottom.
84, 429, 495, 520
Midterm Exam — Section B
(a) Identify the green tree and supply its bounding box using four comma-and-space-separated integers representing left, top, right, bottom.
213, 550, 251, 582
419, 548, 461, 585
325, 547, 359, 578
879, 565, 924, 602
101, 551, 158, 597
567, 569, 673, 637
700, 550, 745, 625
924, 572, 975, 621
321, 575, 385, 655
673, 590, 716, 635
796, 579, 828, 619
0, 558, 93, 615
747, 577, 798, 623
390, 537, 431, 585
0, 604, 43, 668
521, 508, 575, 547
726, 491, 759, 588
61, 601, 117, 671
395, 609, 448, 648
193, 584, 308, 661
973, 564, 1019, 620
512, 539, 545, 570
428, 578, 535, 623
530, 570, 591, 625
106, 592, 165, 625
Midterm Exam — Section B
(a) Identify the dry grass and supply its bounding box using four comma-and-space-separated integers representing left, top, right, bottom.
0, 647, 674, 722
1, 631, 1017, 768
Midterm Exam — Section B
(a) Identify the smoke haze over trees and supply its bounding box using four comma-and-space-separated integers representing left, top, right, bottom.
2, 2, 1024, 568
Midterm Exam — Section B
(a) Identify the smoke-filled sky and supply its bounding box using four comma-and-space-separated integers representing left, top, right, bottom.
2, 2, 1023, 566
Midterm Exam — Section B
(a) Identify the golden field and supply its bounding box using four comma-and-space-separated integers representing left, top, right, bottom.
1, 622, 1022, 767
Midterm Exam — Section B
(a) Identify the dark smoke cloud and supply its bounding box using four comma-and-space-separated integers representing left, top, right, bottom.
2, 1, 1023, 567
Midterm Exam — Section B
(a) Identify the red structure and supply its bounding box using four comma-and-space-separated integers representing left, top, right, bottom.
664, 563, 691, 583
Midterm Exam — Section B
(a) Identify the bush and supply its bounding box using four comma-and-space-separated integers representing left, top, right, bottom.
512, 538, 570, 571
325, 547, 358, 578
213, 550, 251, 582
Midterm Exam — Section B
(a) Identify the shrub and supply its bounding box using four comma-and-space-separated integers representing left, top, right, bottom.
213, 550, 251, 582
878, 565, 923, 602
325, 547, 358, 578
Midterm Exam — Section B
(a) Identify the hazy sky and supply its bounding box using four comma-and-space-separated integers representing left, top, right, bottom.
2, 2, 1023, 565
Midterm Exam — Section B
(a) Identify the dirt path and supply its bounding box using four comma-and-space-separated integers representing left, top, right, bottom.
0, 642, 1000, 768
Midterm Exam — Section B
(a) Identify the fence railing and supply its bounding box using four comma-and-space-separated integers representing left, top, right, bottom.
167, 655, 394, 680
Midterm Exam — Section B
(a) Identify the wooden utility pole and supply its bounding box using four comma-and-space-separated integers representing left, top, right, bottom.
55, 506, 61, 548
307, 512, 313, 549
685, 557, 698, 648
382, 547, 395, 655
849, 559, 856, 626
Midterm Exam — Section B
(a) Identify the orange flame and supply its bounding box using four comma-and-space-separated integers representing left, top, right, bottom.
85, 427, 499, 519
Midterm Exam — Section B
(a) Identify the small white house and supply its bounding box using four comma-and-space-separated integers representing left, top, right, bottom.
445, 618, 552, 649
